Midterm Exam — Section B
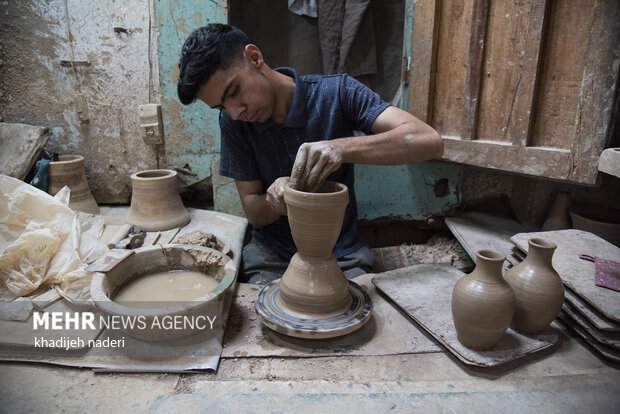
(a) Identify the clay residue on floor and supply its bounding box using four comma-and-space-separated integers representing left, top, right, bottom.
373, 234, 474, 273
176, 231, 223, 251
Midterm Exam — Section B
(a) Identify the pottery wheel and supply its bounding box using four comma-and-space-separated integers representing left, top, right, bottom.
255, 280, 372, 339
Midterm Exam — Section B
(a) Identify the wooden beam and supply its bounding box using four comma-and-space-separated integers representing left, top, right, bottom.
460, 0, 489, 141
407, 0, 440, 124
568, 0, 620, 183
509, 0, 550, 147
442, 137, 572, 181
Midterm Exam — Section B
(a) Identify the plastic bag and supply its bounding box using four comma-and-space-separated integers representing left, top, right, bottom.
0, 175, 108, 303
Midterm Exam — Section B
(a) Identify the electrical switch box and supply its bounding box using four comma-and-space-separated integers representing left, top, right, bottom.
139, 104, 164, 145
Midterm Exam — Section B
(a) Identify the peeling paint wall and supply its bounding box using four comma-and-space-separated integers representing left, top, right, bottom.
0, 0, 159, 203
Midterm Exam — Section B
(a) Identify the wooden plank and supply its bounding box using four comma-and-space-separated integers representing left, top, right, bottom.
461, 0, 489, 141
568, 0, 620, 183
432, 0, 473, 136
442, 137, 571, 180
477, 1, 531, 143
508, 0, 550, 147
407, 0, 440, 123
531, 0, 593, 150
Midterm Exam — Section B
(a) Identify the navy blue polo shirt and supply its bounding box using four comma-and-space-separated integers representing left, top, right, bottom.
219, 67, 390, 260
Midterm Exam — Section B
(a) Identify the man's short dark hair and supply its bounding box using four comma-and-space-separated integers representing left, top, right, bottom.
177, 24, 250, 105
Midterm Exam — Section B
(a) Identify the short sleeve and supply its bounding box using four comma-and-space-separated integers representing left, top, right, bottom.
339, 75, 391, 134
218, 111, 262, 181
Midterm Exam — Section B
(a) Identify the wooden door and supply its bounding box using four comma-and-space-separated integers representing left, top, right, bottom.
407, 0, 620, 185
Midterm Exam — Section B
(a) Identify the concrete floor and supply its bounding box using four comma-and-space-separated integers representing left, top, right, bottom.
1, 326, 619, 413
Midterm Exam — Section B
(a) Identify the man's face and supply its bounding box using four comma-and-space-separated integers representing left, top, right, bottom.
196, 59, 274, 123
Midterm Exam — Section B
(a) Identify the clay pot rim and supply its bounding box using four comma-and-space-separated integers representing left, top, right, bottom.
284, 181, 347, 197
131, 169, 177, 181
50, 154, 84, 164
528, 237, 557, 250
476, 249, 506, 262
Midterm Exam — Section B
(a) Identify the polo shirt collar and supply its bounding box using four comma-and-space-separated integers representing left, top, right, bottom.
254, 67, 307, 134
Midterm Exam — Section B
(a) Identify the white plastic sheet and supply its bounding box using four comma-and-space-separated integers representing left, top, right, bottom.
0, 175, 108, 303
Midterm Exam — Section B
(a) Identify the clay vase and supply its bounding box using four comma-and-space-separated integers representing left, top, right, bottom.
126, 169, 190, 231
505, 238, 564, 335
277, 181, 351, 317
451, 250, 516, 350
48, 155, 100, 215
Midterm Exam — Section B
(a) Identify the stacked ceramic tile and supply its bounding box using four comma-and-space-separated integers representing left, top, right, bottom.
511, 229, 620, 364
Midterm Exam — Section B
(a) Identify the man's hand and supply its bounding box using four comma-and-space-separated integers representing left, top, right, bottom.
266, 176, 289, 216
289, 142, 343, 192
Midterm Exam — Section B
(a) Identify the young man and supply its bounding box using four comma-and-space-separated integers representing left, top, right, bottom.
178, 24, 443, 284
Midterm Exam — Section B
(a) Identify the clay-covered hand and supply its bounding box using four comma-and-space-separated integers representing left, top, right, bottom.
266, 176, 289, 216
289, 142, 343, 192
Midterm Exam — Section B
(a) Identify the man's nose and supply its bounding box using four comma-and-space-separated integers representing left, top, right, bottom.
228, 102, 244, 120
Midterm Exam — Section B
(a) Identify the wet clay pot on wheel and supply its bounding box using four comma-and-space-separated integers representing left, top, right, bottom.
278, 181, 352, 317
451, 250, 516, 350
505, 238, 564, 335
48, 155, 100, 215
126, 169, 190, 231
255, 181, 372, 339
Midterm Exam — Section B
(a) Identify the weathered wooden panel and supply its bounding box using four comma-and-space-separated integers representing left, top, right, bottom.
432, 0, 473, 137
567, 0, 620, 183
531, 0, 593, 150
507, 0, 549, 148
477, 0, 532, 143
409, 0, 619, 185
460, 0, 487, 141
408, 0, 439, 123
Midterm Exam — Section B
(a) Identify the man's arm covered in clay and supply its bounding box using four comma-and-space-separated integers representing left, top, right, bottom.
289, 106, 443, 192
235, 106, 443, 229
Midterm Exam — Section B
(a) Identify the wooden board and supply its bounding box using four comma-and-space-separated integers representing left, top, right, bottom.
557, 311, 620, 364
561, 303, 620, 349
511, 229, 620, 322
372, 264, 559, 368
564, 288, 620, 332
445, 211, 533, 269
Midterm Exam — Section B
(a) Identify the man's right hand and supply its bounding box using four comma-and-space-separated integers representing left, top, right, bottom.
266, 176, 289, 217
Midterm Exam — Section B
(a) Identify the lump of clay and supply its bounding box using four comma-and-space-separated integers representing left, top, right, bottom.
175, 231, 223, 251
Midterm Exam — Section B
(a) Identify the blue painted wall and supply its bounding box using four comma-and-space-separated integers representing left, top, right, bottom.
154, 0, 243, 216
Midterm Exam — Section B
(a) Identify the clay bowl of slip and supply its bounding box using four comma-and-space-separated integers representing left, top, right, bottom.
90, 244, 236, 342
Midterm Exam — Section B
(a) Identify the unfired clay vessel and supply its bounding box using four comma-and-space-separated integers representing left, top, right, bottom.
126, 169, 190, 231
255, 181, 372, 339
48, 155, 100, 215
278, 181, 351, 317
505, 238, 564, 335
451, 250, 516, 350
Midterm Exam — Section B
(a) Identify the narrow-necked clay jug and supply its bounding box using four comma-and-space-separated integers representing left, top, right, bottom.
505, 238, 564, 335
451, 250, 516, 350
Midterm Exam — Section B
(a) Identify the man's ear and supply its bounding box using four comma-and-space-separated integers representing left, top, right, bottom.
244, 44, 264, 69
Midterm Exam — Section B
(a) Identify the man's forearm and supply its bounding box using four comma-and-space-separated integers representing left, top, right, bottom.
241, 192, 283, 228
336, 120, 443, 165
